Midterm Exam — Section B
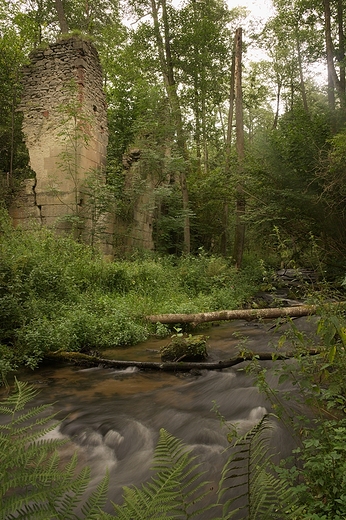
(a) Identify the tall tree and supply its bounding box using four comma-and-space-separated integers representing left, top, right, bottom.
54, 0, 68, 33
323, 0, 345, 108
147, 0, 190, 253
233, 28, 245, 269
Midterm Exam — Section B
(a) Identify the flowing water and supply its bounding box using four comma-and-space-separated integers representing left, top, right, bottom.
2, 316, 318, 517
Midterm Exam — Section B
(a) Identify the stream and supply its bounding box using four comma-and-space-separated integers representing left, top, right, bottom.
2, 316, 319, 517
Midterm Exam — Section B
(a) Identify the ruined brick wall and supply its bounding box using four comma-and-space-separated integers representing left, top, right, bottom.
10, 37, 113, 256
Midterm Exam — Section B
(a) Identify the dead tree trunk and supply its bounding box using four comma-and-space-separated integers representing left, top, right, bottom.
233, 28, 245, 268
147, 302, 346, 325
221, 35, 236, 256
145, 303, 343, 325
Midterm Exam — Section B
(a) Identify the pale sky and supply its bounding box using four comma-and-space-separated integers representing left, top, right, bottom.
229, 0, 274, 22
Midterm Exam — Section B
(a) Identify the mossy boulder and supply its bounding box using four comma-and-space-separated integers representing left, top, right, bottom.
160, 335, 209, 362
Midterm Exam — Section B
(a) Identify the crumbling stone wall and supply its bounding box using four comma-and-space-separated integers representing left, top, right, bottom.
10, 37, 113, 255
114, 149, 155, 254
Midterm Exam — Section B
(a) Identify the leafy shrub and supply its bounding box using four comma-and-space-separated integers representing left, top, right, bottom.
0, 209, 263, 381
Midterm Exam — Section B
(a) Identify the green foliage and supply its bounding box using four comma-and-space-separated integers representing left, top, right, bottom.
218, 415, 303, 519
250, 304, 346, 519
0, 378, 109, 520
106, 428, 214, 520
291, 418, 346, 519
0, 210, 262, 382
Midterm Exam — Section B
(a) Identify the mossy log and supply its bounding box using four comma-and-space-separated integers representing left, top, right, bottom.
45, 350, 319, 372
146, 303, 346, 325
160, 335, 209, 362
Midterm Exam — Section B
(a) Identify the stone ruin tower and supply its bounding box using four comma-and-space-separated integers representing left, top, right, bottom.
10, 37, 113, 256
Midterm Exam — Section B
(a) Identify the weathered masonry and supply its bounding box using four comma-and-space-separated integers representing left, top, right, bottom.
10, 37, 113, 255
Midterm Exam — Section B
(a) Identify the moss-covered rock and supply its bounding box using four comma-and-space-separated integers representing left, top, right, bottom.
160, 335, 209, 362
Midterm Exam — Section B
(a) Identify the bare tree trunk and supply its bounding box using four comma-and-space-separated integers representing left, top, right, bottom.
151, 0, 190, 253
221, 41, 236, 256
194, 86, 201, 169
272, 77, 282, 129
337, 0, 345, 94
233, 28, 245, 269
225, 41, 236, 170
146, 303, 322, 324
202, 97, 208, 174
55, 0, 69, 34
323, 0, 345, 107
327, 67, 336, 111
296, 32, 308, 112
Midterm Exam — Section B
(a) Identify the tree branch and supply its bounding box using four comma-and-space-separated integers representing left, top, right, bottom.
45, 349, 320, 372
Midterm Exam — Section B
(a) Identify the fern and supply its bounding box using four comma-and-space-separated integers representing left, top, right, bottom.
217, 414, 304, 519
110, 428, 218, 520
0, 378, 108, 520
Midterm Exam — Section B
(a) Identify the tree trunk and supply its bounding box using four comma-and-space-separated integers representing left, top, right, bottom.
296, 31, 308, 112
54, 0, 69, 34
221, 39, 236, 256
45, 349, 320, 372
328, 67, 336, 111
146, 303, 330, 324
225, 38, 236, 170
337, 0, 345, 94
272, 77, 282, 129
323, 0, 345, 107
233, 28, 245, 269
151, 0, 190, 253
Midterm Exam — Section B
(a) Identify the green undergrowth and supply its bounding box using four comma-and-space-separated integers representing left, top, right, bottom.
243, 307, 346, 519
0, 210, 263, 382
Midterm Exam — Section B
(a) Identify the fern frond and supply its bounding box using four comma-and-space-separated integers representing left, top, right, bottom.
54, 464, 91, 519
81, 471, 110, 519
112, 428, 219, 520
218, 414, 304, 519
0, 380, 101, 520
0, 378, 39, 412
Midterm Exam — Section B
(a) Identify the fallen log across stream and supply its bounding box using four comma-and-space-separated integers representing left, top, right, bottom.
146, 305, 314, 324
146, 302, 346, 324
45, 349, 320, 372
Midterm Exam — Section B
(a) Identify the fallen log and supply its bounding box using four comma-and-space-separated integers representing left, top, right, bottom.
146, 302, 345, 325
45, 349, 320, 372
